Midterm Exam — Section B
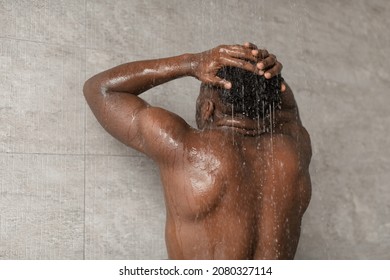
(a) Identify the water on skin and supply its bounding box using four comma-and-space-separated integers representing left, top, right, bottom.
231, 102, 235, 143
184, 80, 286, 257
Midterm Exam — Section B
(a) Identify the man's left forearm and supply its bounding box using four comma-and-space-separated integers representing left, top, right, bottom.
83, 53, 197, 99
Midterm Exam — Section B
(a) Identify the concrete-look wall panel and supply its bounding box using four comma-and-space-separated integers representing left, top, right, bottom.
85, 155, 166, 259
0, 154, 84, 259
0, 38, 85, 154
0, 0, 86, 47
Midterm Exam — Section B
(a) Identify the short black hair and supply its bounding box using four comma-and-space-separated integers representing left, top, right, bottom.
216, 67, 283, 119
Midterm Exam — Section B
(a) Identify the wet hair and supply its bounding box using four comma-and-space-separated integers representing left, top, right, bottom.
216, 67, 283, 119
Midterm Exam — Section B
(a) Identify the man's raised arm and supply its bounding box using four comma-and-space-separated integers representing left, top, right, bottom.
274, 82, 312, 168
83, 54, 196, 160
83, 44, 271, 160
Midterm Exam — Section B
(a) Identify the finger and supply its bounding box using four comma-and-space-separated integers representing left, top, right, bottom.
227, 45, 258, 56
244, 43, 269, 60
243, 42, 258, 50
259, 49, 269, 59
257, 54, 277, 70
264, 61, 283, 79
227, 44, 249, 51
220, 47, 258, 63
206, 76, 232, 89
220, 56, 258, 73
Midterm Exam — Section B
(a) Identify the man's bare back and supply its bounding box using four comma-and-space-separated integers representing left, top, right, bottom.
83, 43, 311, 259
161, 129, 310, 259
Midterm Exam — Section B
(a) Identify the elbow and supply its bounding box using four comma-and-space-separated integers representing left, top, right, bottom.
83, 77, 93, 100
83, 76, 107, 101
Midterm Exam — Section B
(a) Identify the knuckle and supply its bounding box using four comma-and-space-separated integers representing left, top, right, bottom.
248, 42, 258, 49
218, 44, 227, 51
246, 63, 256, 71
248, 49, 257, 55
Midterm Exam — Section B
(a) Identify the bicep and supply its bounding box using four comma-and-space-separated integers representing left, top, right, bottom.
275, 82, 301, 126
84, 90, 190, 160
137, 105, 191, 160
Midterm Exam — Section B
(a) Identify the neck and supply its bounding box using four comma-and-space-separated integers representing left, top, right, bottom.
213, 116, 266, 136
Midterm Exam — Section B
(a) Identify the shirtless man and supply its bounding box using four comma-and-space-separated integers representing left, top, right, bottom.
83, 42, 311, 259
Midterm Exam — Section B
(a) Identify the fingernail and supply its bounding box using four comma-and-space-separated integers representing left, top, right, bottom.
252, 49, 258, 56
225, 82, 232, 89
265, 72, 271, 79
259, 70, 264, 75
257, 62, 264, 69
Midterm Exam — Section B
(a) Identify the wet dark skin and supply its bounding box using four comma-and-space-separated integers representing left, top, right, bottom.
84, 42, 311, 259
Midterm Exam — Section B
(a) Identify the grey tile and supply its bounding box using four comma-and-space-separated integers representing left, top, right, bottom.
85, 155, 167, 259
294, 78, 390, 259
0, 0, 86, 47
296, 160, 390, 260
260, 0, 389, 89
0, 38, 85, 154
86, 0, 203, 54
85, 0, 288, 55
0, 154, 84, 259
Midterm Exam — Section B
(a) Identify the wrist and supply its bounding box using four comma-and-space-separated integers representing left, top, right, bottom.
182, 53, 200, 78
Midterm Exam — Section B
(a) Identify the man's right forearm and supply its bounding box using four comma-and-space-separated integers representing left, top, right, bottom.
84, 53, 198, 98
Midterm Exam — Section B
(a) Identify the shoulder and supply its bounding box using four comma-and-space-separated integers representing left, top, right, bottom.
260, 132, 311, 174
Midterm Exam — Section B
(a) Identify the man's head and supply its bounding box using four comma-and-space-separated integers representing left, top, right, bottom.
196, 67, 283, 129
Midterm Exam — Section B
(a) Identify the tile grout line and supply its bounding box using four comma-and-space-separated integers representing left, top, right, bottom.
0, 35, 84, 50
0, 35, 140, 54
0, 152, 145, 158
83, 0, 87, 261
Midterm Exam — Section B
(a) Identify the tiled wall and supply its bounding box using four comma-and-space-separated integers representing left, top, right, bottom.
0, 0, 389, 259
